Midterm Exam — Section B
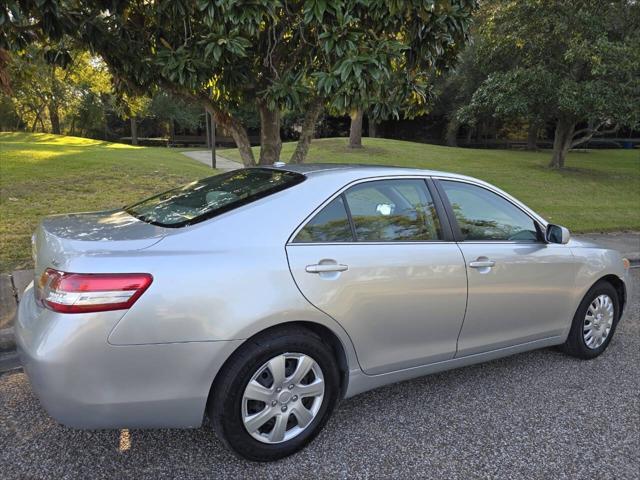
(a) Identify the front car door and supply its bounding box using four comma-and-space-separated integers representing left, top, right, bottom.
434, 178, 581, 357
286, 177, 467, 375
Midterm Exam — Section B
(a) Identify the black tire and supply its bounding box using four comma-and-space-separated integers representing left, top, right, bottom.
208, 326, 340, 461
561, 281, 620, 359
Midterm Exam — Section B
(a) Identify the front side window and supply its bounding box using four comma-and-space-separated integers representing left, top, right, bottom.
440, 180, 538, 241
126, 168, 304, 227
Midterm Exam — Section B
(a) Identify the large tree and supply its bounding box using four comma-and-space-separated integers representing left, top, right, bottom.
2, 0, 477, 165
2, 43, 111, 134
459, 0, 640, 168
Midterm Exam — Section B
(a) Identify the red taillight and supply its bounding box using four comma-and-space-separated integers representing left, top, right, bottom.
37, 268, 153, 314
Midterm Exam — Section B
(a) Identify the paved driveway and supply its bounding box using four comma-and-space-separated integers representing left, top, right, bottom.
1, 270, 638, 479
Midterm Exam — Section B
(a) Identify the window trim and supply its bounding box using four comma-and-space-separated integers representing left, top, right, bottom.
432, 178, 545, 244
340, 192, 359, 241
288, 175, 453, 245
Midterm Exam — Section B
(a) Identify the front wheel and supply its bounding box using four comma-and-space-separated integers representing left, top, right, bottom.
208, 327, 340, 461
562, 281, 620, 359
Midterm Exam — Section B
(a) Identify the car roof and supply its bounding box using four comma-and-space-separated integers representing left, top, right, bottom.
265, 162, 467, 180
261, 163, 546, 225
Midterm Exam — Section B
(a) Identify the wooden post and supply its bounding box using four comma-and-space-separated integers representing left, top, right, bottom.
204, 109, 211, 148
211, 112, 216, 169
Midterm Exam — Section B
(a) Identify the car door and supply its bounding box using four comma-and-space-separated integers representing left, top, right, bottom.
435, 179, 581, 357
286, 177, 467, 375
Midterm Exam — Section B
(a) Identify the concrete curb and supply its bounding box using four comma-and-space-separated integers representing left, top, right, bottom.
0, 327, 16, 353
0, 273, 17, 330
0, 269, 28, 357
0, 350, 21, 374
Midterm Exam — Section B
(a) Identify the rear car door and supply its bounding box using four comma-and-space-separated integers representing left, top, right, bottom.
286, 177, 467, 375
435, 179, 580, 357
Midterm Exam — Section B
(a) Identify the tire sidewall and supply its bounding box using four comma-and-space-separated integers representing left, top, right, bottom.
571, 282, 620, 358
212, 331, 339, 461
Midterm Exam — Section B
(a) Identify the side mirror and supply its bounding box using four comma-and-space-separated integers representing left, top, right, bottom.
546, 224, 570, 244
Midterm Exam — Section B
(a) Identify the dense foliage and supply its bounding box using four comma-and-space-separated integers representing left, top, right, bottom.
2, 1, 638, 170
457, 0, 640, 167
1, 0, 477, 165
3, 45, 111, 135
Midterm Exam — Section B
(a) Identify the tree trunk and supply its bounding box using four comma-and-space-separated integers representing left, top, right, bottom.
171, 87, 256, 165
526, 122, 539, 151
130, 116, 138, 145
257, 102, 282, 165
549, 118, 575, 169
466, 126, 473, 143
228, 124, 255, 166
69, 116, 76, 136
49, 102, 61, 134
445, 118, 460, 147
48, 65, 62, 135
203, 103, 255, 166
348, 108, 364, 148
368, 118, 377, 138
169, 119, 175, 143
290, 98, 324, 164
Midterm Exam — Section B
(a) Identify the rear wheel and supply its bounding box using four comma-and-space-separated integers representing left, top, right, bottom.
562, 281, 620, 359
208, 327, 339, 461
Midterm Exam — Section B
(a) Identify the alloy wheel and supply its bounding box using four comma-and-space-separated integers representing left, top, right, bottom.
583, 294, 614, 349
241, 353, 325, 444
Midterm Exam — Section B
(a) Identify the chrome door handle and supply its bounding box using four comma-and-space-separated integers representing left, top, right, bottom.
305, 264, 349, 273
469, 260, 495, 268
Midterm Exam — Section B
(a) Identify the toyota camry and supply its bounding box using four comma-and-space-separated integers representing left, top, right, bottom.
16, 164, 629, 461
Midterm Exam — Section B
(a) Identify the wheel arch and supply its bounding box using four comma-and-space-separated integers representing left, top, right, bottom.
206, 321, 352, 414
596, 274, 627, 317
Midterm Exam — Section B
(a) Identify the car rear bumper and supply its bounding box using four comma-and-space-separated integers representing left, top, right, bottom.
15, 283, 243, 428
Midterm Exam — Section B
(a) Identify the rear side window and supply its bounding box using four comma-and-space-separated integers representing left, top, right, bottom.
294, 178, 442, 243
344, 179, 441, 241
126, 168, 304, 227
294, 197, 354, 243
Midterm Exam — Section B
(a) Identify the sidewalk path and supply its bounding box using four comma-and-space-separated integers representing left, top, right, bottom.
181, 150, 242, 171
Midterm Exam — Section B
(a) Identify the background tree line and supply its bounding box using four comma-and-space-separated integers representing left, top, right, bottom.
1, 0, 638, 169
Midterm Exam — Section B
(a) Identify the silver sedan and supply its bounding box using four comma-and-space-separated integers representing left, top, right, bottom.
16, 164, 630, 461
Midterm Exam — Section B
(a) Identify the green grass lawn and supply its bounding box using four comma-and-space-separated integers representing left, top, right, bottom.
1, 133, 638, 272
0, 132, 214, 272
224, 137, 640, 234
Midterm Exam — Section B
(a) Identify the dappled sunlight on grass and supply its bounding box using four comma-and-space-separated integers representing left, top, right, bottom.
2, 148, 79, 164
0, 131, 140, 149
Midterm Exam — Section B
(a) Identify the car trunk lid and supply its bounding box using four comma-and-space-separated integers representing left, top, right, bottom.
33, 209, 168, 278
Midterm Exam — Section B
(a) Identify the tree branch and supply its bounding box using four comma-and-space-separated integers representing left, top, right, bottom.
571, 123, 619, 148
572, 122, 605, 138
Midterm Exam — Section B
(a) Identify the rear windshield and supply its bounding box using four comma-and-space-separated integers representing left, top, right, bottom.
125, 168, 305, 227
